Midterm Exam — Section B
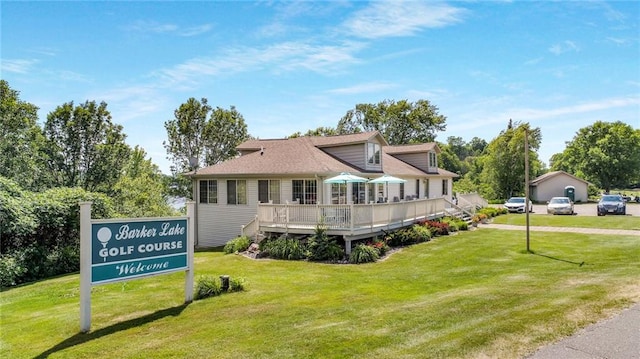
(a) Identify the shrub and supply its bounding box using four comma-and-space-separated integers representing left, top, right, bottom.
349, 244, 379, 264
367, 238, 390, 257
421, 220, 450, 236
223, 236, 251, 254
441, 217, 459, 232
478, 207, 501, 218
385, 229, 409, 247
228, 277, 246, 293
261, 235, 307, 260
306, 224, 344, 261
411, 224, 433, 242
0, 254, 26, 288
194, 276, 223, 300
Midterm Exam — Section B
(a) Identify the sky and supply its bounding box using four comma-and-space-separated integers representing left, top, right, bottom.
2, 1, 639, 174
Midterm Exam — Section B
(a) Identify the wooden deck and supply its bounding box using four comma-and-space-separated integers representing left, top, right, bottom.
241, 198, 451, 250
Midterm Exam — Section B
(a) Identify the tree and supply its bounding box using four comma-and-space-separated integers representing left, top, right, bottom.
203, 106, 250, 165
337, 99, 447, 144
551, 121, 640, 192
164, 99, 250, 171
112, 146, 176, 217
0, 80, 51, 190
480, 121, 543, 200
468, 137, 488, 157
44, 101, 130, 193
289, 126, 338, 138
164, 99, 251, 198
163, 97, 212, 173
446, 136, 469, 160
438, 143, 464, 176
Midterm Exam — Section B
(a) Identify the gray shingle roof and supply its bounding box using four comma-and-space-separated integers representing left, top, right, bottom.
192, 131, 455, 178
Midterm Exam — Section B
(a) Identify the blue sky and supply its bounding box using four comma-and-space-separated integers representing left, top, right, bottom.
2, 1, 639, 174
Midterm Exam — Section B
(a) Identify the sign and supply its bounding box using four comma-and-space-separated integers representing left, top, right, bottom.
80, 202, 195, 333
91, 219, 188, 284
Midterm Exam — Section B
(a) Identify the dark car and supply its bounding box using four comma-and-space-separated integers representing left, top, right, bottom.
597, 195, 626, 216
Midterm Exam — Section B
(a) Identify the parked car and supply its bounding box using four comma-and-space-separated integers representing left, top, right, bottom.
547, 197, 574, 215
597, 194, 626, 216
504, 197, 533, 213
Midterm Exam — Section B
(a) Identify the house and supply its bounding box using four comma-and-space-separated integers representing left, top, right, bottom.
530, 171, 590, 203
188, 131, 461, 249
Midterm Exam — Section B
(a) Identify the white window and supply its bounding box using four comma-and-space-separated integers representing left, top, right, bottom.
258, 180, 280, 204
227, 180, 247, 205
367, 143, 381, 165
292, 180, 317, 204
199, 180, 217, 204
442, 179, 448, 196
429, 152, 437, 168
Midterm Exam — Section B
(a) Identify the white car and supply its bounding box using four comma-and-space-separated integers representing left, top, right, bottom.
547, 196, 574, 215
504, 197, 533, 213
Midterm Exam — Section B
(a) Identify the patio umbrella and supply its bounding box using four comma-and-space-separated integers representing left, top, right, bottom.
324, 172, 368, 203
369, 174, 407, 202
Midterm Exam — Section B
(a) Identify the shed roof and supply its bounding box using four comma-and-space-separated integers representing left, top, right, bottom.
530, 171, 590, 186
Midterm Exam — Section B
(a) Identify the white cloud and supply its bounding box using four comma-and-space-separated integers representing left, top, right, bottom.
549, 40, 580, 55
343, 1, 466, 39
180, 24, 213, 37
123, 20, 211, 37
327, 82, 397, 95
1, 59, 39, 74
153, 40, 365, 86
606, 37, 630, 46
510, 96, 640, 120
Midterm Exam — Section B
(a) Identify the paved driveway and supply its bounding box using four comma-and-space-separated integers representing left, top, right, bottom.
530, 203, 640, 217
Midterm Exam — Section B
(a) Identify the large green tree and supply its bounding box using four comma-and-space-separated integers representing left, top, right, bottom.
337, 99, 447, 144
44, 100, 130, 193
480, 121, 543, 200
163, 97, 212, 173
164, 99, 250, 172
0, 80, 51, 190
551, 121, 640, 192
112, 146, 176, 217
164, 98, 250, 198
203, 106, 249, 166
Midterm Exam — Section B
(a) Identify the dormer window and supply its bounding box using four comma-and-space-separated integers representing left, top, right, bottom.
429, 151, 437, 168
368, 143, 381, 165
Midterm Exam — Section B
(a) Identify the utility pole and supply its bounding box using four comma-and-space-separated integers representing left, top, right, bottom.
524, 127, 531, 252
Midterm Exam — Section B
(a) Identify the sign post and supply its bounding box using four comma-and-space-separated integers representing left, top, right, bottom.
80, 202, 92, 333
79, 202, 194, 333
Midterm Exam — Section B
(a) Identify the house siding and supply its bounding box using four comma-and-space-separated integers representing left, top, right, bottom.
197, 178, 258, 247
322, 144, 366, 169
393, 153, 429, 173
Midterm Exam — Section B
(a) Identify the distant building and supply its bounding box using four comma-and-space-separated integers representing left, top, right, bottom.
530, 171, 590, 203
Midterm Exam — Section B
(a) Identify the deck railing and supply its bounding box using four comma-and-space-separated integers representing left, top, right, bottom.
249, 197, 447, 238
458, 192, 488, 210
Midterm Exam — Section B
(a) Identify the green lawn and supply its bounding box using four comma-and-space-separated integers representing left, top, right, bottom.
1, 226, 639, 358
491, 213, 640, 230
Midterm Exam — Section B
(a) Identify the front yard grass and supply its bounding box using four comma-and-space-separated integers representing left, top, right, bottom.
1, 227, 639, 358
492, 213, 640, 230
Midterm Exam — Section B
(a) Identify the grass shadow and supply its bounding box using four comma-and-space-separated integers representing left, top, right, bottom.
528, 250, 586, 266
33, 303, 189, 358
